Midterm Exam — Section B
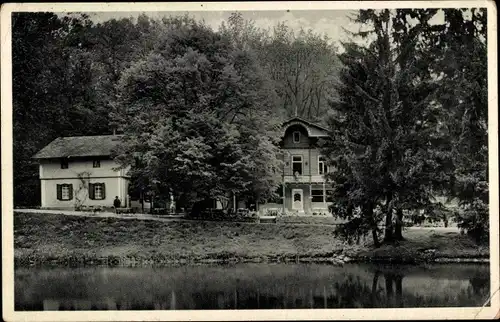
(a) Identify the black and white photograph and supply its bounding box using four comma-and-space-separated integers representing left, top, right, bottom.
1, 1, 498, 321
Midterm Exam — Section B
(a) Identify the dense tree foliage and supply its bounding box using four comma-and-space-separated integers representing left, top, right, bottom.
423, 9, 489, 242
12, 12, 337, 208
112, 17, 283, 212
13, 13, 110, 206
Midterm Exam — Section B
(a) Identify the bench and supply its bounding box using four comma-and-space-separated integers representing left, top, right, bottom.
258, 216, 277, 223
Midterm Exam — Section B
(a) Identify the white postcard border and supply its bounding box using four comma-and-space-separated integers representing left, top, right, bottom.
1, 1, 498, 321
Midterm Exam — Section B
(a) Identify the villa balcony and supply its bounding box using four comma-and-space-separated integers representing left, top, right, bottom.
282, 174, 326, 183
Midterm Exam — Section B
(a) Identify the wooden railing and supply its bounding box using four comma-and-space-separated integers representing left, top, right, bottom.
282, 175, 326, 183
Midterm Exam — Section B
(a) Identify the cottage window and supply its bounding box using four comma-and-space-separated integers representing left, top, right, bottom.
56, 184, 73, 201
62, 185, 70, 200
89, 183, 106, 200
93, 160, 101, 168
95, 185, 103, 199
292, 156, 303, 175
60, 158, 68, 169
318, 156, 328, 175
311, 190, 324, 202
293, 131, 301, 143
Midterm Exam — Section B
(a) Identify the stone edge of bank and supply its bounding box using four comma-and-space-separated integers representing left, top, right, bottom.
14, 253, 490, 268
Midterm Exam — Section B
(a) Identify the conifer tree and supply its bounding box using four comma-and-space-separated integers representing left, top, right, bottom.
423, 9, 488, 242
322, 9, 450, 244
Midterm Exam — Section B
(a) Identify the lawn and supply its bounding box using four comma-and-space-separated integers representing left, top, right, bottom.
13, 212, 489, 266
356, 229, 490, 262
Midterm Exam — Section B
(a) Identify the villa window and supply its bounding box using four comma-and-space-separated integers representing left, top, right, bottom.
311, 190, 324, 202
89, 183, 106, 200
93, 160, 101, 168
318, 156, 328, 175
292, 156, 303, 175
56, 184, 73, 201
60, 158, 68, 169
293, 131, 301, 143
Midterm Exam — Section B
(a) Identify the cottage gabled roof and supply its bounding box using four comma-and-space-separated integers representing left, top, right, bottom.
32, 135, 123, 159
282, 116, 329, 137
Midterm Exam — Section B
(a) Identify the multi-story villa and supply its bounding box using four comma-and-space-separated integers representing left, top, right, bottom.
259, 116, 332, 215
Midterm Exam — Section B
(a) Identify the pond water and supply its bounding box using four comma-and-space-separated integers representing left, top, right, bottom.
15, 263, 490, 310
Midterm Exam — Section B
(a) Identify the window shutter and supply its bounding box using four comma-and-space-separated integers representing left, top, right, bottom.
68, 184, 73, 200
89, 183, 95, 200
101, 183, 106, 200
56, 184, 62, 200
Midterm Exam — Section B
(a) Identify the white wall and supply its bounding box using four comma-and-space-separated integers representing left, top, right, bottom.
41, 177, 127, 209
39, 159, 129, 179
39, 158, 130, 209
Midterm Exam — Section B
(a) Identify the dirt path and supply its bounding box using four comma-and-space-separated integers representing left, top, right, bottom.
14, 208, 185, 222
13, 208, 460, 232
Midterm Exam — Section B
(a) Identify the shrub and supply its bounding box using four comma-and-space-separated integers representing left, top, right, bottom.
454, 208, 489, 244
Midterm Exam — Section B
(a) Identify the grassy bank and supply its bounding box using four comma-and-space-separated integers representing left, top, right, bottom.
14, 212, 489, 267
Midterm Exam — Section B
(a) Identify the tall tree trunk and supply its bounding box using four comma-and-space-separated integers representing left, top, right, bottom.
175, 193, 189, 213
394, 208, 404, 240
384, 211, 393, 242
384, 193, 393, 242
366, 202, 380, 247
372, 228, 380, 248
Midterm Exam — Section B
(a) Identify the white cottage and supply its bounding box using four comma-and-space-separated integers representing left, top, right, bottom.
32, 135, 130, 210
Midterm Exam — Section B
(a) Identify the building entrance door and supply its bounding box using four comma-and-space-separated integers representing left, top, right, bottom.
292, 189, 303, 212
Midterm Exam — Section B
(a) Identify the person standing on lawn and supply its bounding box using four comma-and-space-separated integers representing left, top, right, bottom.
113, 196, 121, 213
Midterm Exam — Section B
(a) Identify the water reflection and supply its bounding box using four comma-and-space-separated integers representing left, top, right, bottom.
15, 263, 489, 310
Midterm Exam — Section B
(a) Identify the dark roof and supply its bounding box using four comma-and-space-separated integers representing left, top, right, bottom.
32, 135, 123, 159
282, 116, 329, 137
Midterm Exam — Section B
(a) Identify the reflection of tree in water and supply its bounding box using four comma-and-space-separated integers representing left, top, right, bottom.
249, 275, 377, 309
198, 274, 386, 309
328, 269, 487, 308
470, 274, 489, 296
373, 270, 489, 308
31, 272, 489, 310
468, 273, 490, 306
381, 271, 404, 307
352, 270, 405, 308
16, 265, 490, 310
325, 275, 374, 308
